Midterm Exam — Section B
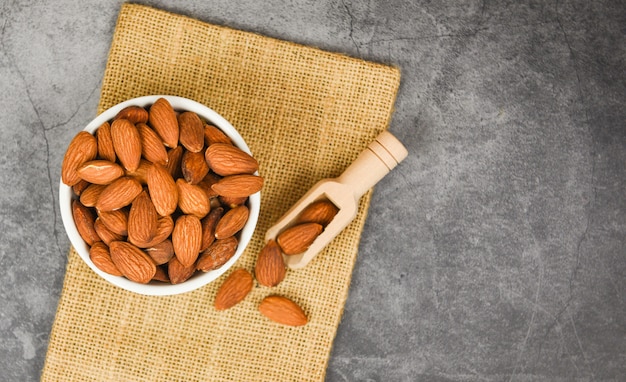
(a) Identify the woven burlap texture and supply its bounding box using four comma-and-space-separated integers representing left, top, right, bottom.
42, 4, 400, 381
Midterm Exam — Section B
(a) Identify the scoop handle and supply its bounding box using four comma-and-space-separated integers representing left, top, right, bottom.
337, 131, 408, 198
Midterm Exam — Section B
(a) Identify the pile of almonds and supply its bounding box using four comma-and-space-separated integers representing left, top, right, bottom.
213, 198, 338, 326
63, 98, 263, 285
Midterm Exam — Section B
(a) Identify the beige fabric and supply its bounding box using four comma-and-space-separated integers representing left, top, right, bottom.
42, 4, 400, 381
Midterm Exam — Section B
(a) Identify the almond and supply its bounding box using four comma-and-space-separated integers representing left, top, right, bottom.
149, 97, 179, 148
111, 118, 142, 172
218, 195, 248, 209
95, 176, 143, 212
95, 122, 116, 162
89, 242, 122, 276
152, 266, 170, 283
176, 178, 210, 219
125, 159, 152, 185
61, 131, 97, 186
79, 184, 107, 207
211, 174, 263, 198
168, 256, 196, 284
137, 123, 168, 165
255, 239, 286, 287
178, 111, 204, 153
172, 215, 202, 267
146, 162, 178, 216
114, 105, 149, 124
94, 218, 125, 245
214, 268, 253, 310
76, 160, 124, 185
144, 239, 174, 265
72, 200, 100, 246
165, 146, 184, 179
182, 150, 209, 185
109, 241, 156, 284
295, 199, 339, 227
204, 123, 232, 146
128, 191, 158, 248
205, 143, 258, 176
138, 215, 175, 248
259, 295, 308, 326
200, 207, 223, 251
214, 205, 249, 239
197, 172, 221, 199
97, 208, 129, 236
276, 222, 323, 255
196, 236, 238, 272
72, 179, 90, 196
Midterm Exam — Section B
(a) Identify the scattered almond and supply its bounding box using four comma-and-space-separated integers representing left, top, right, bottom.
214, 268, 253, 310
255, 239, 286, 287
259, 295, 308, 326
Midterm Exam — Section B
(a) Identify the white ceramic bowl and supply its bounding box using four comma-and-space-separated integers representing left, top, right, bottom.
59, 95, 260, 296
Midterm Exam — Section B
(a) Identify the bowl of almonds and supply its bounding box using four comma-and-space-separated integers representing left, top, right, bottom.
59, 95, 262, 296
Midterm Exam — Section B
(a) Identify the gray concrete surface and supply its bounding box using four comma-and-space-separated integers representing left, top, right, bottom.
1, 0, 624, 381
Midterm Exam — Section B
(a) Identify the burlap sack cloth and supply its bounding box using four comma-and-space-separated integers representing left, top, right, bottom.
42, 4, 400, 381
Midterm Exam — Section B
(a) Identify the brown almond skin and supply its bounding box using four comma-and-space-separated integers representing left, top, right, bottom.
196, 236, 238, 272
109, 241, 156, 284
294, 200, 339, 227
176, 178, 210, 219
276, 222, 323, 256
255, 239, 286, 287
259, 295, 308, 326
136, 215, 174, 248
110, 118, 142, 172
214, 205, 249, 240
182, 150, 209, 185
95, 122, 116, 163
95, 176, 143, 212
211, 174, 263, 198
79, 184, 107, 207
168, 256, 196, 284
197, 172, 221, 199
172, 215, 202, 267
76, 160, 125, 185
72, 179, 91, 196
149, 98, 179, 148
147, 162, 178, 216
203, 123, 232, 146
205, 143, 258, 176
127, 191, 158, 248
214, 268, 253, 310
114, 105, 149, 124
61, 131, 97, 186
200, 207, 223, 251
89, 242, 122, 276
218, 195, 248, 209
97, 208, 129, 236
125, 159, 152, 185
94, 218, 125, 245
137, 123, 168, 165
178, 111, 204, 153
72, 200, 100, 246
144, 239, 174, 265
165, 146, 184, 179
152, 266, 170, 283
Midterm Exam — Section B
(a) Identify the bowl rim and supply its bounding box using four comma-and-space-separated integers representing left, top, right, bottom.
59, 95, 260, 296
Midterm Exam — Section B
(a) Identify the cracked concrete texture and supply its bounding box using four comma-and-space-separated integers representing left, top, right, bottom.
1, 0, 624, 381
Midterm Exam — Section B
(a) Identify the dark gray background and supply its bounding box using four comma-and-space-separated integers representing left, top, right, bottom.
1, 1, 624, 381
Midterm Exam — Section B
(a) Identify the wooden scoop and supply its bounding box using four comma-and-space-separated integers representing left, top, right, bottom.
265, 131, 408, 269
